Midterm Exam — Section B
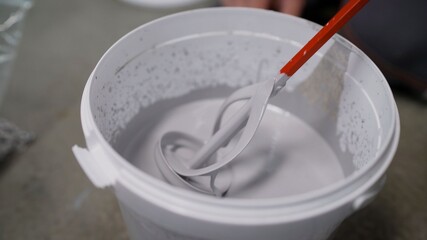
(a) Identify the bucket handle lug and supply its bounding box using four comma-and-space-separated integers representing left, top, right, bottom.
353, 175, 387, 211
72, 145, 117, 188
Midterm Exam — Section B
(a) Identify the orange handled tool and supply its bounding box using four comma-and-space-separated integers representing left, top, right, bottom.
157, 0, 370, 196
280, 0, 368, 76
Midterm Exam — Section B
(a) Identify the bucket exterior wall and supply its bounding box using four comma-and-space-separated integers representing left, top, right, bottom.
115, 183, 351, 240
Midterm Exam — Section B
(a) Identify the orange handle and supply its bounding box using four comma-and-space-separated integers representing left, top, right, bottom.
280, 0, 368, 76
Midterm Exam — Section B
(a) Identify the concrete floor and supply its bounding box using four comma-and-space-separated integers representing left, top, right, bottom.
0, 0, 426, 239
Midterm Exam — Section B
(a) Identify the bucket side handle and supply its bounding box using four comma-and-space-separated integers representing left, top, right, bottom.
72, 145, 117, 188
352, 174, 386, 211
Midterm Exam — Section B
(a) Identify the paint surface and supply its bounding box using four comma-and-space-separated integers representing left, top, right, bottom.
120, 99, 344, 198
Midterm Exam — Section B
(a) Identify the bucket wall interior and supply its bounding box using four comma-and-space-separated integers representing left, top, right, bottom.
88, 9, 395, 197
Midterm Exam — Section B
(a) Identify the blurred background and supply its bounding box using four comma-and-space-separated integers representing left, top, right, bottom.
0, 0, 425, 239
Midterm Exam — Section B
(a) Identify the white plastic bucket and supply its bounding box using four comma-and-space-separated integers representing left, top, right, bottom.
73, 8, 399, 240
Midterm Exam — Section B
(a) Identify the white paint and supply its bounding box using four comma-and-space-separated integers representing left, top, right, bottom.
122, 99, 344, 198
